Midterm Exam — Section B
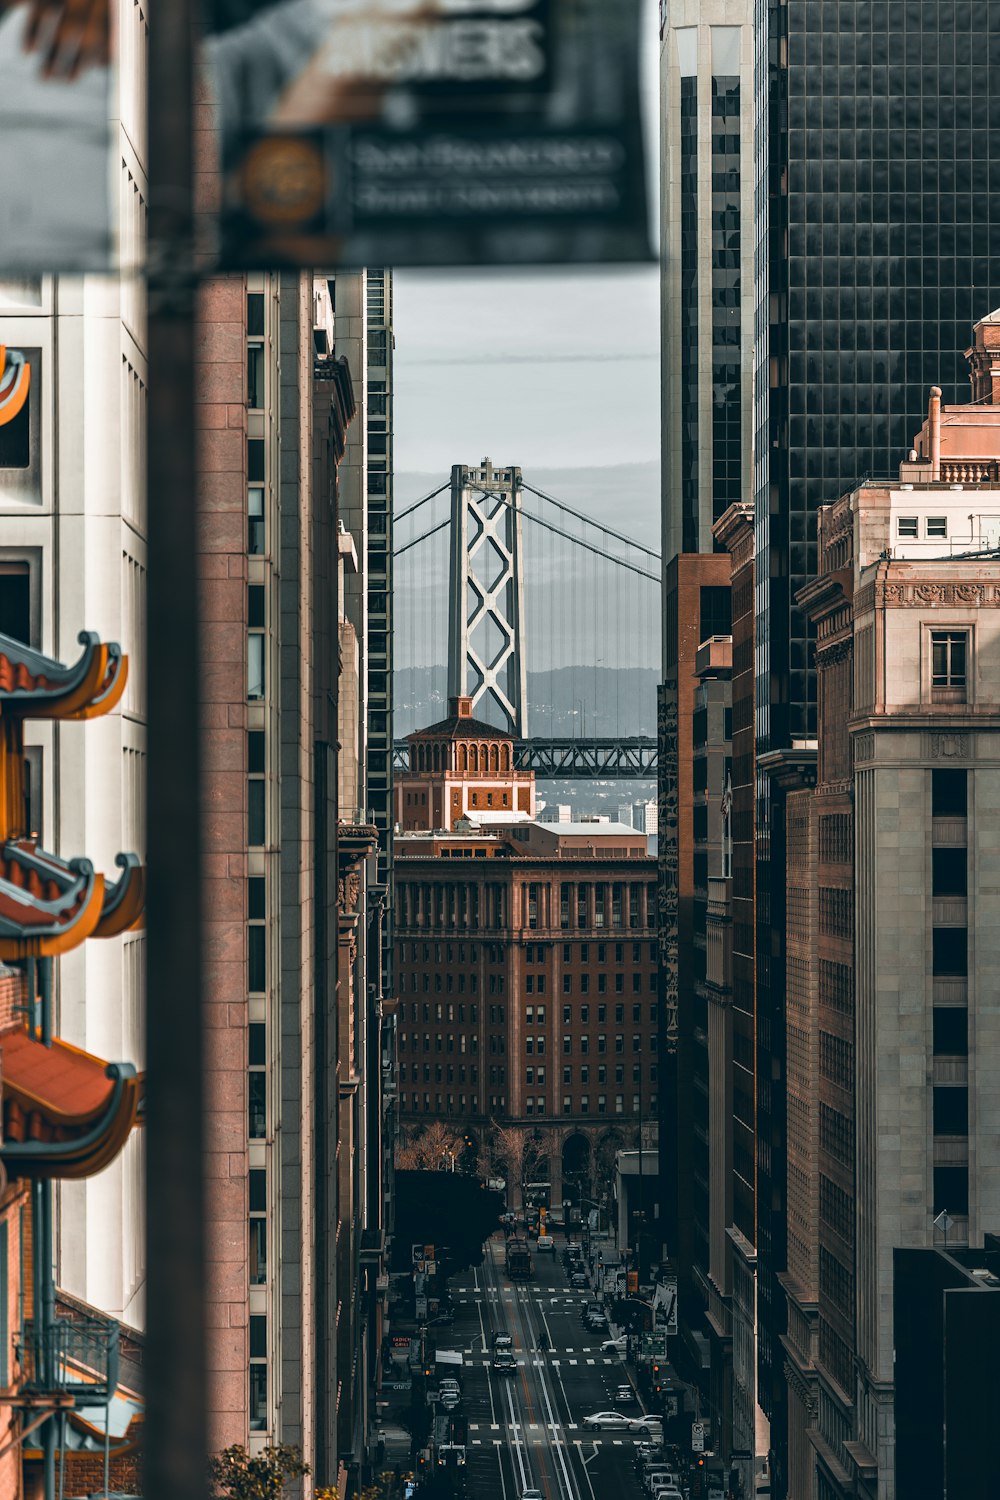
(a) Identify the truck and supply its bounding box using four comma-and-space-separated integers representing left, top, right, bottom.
505, 1237, 533, 1281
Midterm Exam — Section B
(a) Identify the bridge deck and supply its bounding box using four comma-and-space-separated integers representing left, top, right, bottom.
392, 737, 657, 779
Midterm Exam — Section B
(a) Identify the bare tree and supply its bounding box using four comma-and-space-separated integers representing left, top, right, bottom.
395, 1121, 464, 1171
487, 1123, 558, 1207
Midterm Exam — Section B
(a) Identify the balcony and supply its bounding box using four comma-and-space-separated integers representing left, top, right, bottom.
19, 1315, 120, 1403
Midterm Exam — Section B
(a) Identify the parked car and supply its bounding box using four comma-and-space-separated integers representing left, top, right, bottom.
582, 1410, 632, 1430
536, 1234, 555, 1252
492, 1350, 517, 1373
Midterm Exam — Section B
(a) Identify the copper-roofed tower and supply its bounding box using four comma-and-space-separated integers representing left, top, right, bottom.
395, 696, 536, 832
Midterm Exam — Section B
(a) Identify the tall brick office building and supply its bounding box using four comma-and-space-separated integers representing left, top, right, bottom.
395, 699, 659, 1206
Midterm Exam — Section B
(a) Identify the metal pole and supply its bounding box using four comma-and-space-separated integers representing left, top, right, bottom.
145, 0, 207, 1496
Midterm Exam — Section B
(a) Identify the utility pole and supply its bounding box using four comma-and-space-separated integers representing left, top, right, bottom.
145, 1, 207, 1496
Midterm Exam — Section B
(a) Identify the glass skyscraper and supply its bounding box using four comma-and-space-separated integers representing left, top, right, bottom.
754, 5, 1000, 1498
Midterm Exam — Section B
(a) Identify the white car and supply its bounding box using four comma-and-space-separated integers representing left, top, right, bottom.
601, 1336, 627, 1354
630, 1416, 664, 1435
520, 1491, 543, 1500
582, 1410, 632, 1430
536, 1234, 555, 1252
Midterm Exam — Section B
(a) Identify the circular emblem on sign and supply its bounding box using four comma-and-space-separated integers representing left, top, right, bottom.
241, 137, 327, 227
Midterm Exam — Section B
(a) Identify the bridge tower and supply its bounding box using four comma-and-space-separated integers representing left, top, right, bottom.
448, 459, 529, 737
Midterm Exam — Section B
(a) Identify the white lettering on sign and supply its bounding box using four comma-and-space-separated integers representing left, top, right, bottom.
318, 15, 546, 83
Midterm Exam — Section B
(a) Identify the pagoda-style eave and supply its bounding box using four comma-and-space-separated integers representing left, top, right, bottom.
1, 1053, 142, 1182
0, 841, 145, 959
0, 630, 128, 722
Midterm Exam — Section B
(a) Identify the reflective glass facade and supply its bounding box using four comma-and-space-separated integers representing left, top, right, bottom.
754, 7, 1000, 1495
681, 77, 700, 554
711, 76, 743, 527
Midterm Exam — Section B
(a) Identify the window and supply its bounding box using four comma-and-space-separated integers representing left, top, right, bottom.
526, 1067, 534, 1085
933, 1008, 968, 1055
247, 292, 265, 336
563, 1005, 572, 1024
615, 1004, 624, 1023
597, 1094, 607, 1114
537, 1037, 545, 1055
597, 1004, 606, 1022
249, 1360, 267, 1431
563, 1066, 572, 1084
563, 942, 571, 961
933, 848, 968, 898
933, 1086, 968, 1136
615, 1094, 624, 1114
525, 1005, 534, 1024
247, 437, 265, 482
598, 1065, 607, 1084
563, 1035, 572, 1055
580, 974, 590, 994
248, 485, 265, 554
933, 769, 967, 818
563, 1095, 572, 1114
248, 924, 266, 993
933, 1164, 969, 1215
933, 928, 968, 977
526, 1037, 533, 1055
580, 1096, 589, 1114
597, 1035, 607, 1054
926, 516, 948, 538
248, 633, 265, 700
249, 1168, 267, 1285
563, 974, 572, 994
247, 344, 265, 409
897, 516, 918, 537
931, 630, 968, 700
598, 975, 607, 995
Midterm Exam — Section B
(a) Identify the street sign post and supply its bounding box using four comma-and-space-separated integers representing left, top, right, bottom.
692, 1421, 706, 1453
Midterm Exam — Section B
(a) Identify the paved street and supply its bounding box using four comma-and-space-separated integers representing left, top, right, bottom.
443, 1234, 658, 1500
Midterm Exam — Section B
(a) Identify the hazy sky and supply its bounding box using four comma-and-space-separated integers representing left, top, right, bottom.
392, 266, 660, 477
391, 0, 661, 490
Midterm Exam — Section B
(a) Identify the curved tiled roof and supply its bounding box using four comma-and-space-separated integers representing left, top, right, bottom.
0, 842, 105, 957
0, 1025, 143, 1181
0, 630, 127, 720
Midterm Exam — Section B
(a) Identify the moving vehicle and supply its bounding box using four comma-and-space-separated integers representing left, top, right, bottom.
644, 1468, 680, 1491
582, 1410, 632, 1430
492, 1349, 517, 1372
506, 1237, 534, 1281
614, 1383, 637, 1404
585, 1313, 609, 1331
570, 1271, 588, 1289
601, 1336, 627, 1354
536, 1234, 555, 1252
520, 1491, 543, 1500
580, 1302, 603, 1323
492, 1330, 513, 1350
631, 1416, 664, 1436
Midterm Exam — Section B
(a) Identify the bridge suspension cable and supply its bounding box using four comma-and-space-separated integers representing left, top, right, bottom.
392, 482, 660, 584
394, 481, 450, 524
521, 480, 661, 560
393, 515, 450, 557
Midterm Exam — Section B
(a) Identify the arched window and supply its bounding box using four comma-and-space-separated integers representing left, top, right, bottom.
458, 744, 468, 772
470, 744, 479, 772
501, 744, 511, 772
489, 744, 499, 774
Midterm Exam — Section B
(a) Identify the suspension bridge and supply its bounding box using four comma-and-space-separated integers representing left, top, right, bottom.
393, 459, 660, 779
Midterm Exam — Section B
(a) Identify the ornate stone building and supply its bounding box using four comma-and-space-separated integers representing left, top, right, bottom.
778, 310, 1000, 1500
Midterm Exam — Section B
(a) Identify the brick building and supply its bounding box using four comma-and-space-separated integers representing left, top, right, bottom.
395, 706, 657, 1209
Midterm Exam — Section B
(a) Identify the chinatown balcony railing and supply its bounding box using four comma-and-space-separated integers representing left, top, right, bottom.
20, 1316, 120, 1402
